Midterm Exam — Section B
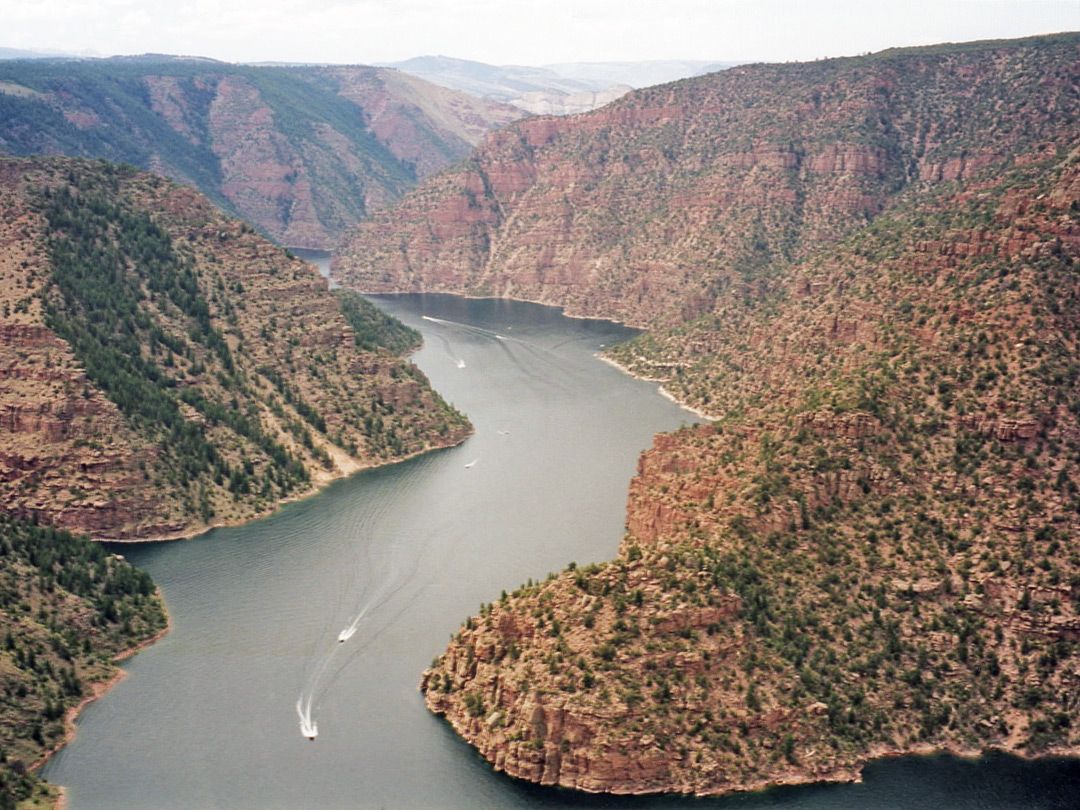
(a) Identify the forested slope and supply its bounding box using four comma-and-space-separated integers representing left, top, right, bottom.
0, 156, 470, 540
0, 57, 522, 248
0, 515, 167, 809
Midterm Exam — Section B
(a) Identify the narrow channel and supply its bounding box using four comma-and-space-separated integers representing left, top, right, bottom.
42, 263, 1080, 809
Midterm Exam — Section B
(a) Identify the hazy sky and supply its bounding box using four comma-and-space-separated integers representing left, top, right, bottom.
6, 0, 1080, 66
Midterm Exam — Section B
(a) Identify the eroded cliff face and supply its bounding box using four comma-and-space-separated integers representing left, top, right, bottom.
0, 157, 470, 540
422, 145, 1080, 795
416, 35, 1080, 798
0, 60, 523, 249
335, 34, 1080, 328
142, 67, 521, 249
320, 67, 523, 180
197, 74, 338, 250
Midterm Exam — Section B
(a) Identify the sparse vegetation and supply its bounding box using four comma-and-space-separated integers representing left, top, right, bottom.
417, 33, 1080, 797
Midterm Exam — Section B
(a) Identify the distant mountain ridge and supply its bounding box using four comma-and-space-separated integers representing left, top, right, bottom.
0, 46, 79, 60
0, 57, 522, 248
379, 55, 735, 115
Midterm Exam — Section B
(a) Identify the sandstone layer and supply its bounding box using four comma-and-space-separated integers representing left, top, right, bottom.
0, 156, 470, 540
382, 35, 1080, 797
0, 59, 524, 249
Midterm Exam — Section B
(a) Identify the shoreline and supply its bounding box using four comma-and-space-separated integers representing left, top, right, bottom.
349, 283, 724, 423
31, 590, 173, 810
349, 284, 651, 331
439, 694, 1080, 801
595, 353, 721, 422
406, 297, 1080, 801
94, 431, 470, 544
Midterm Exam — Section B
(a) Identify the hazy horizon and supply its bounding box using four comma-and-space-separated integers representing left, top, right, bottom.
5, 1, 1080, 69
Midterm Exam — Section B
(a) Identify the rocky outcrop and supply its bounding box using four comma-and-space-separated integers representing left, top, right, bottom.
411, 33, 1080, 800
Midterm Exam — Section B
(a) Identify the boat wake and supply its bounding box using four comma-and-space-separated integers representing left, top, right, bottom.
296, 508, 443, 741
296, 695, 318, 740
337, 608, 367, 643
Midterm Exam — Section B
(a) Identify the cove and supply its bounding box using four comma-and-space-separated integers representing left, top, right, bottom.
42, 285, 1080, 809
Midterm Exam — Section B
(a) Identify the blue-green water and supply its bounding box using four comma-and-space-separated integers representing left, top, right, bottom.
42, 288, 1080, 809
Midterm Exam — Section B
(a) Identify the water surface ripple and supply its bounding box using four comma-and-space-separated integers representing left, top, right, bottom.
43, 290, 1080, 809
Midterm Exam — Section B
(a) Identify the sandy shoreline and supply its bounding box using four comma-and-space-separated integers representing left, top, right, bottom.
595, 353, 720, 421
95, 432, 470, 544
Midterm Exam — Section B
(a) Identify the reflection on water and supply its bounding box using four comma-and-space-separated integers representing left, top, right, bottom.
43, 286, 1080, 809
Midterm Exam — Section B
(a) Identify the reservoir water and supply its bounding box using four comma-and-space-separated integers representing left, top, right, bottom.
42, 269, 1080, 809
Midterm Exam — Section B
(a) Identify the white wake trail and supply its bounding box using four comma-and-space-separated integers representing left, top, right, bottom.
296, 694, 318, 739
337, 607, 368, 643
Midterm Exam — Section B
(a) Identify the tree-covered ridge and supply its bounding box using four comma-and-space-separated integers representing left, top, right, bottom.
0, 514, 166, 809
41, 168, 312, 508
333, 288, 421, 355
420, 123, 1080, 795
0, 58, 521, 248
0, 157, 470, 539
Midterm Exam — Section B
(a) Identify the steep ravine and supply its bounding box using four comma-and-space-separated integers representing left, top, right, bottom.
0, 59, 523, 249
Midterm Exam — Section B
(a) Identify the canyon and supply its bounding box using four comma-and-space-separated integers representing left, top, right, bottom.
334, 33, 1080, 796
3, 30, 1080, 807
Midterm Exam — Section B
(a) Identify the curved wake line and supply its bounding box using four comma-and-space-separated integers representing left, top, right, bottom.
296, 524, 440, 738
421, 314, 502, 341
296, 695, 318, 739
